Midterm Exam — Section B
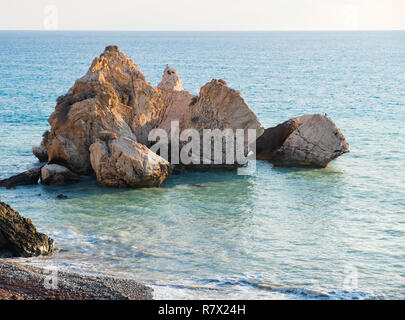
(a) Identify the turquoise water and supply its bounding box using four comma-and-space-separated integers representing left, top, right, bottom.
0, 31, 404, 299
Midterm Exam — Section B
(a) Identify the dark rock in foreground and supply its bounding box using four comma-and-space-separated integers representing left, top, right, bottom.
0, 167, 41, 189
256, 114, 349, 168
0, 201, 54, 257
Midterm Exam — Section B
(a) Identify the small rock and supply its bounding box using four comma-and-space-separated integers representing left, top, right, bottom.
256, 114, 349, 168
41, 164, 80, 186
90, 136, 170, 188
158, 65, 184, 91
188, 184, 205, 188
56, 194, 68, 199
0, 167, 41, 189
32, 131, 49, 162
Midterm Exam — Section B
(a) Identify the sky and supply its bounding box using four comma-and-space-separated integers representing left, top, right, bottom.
1, 0, 405, 31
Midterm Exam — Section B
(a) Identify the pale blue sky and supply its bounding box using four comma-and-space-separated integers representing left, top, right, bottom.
1, 0, 405, 31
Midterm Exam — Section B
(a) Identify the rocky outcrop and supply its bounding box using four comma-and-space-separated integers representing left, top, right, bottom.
32, 131, 49, 162
46, 45, 166, 175
26, 47, 349, 192
158, 66, 183, 91
183, 79, 263, 167
0, 201, 54, 257
256, 114, 349, 168
40, 164, 80, 186
0, 167, 41, 189
89, 136, 169, 188
44, 47, 264, 180
183, 79, 263, 134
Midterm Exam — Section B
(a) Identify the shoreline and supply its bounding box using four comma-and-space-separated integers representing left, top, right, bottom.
0, 259, 153, 300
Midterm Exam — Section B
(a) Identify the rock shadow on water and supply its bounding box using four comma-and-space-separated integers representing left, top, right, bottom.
162, 169, 251, 188
271, 163, 345, 179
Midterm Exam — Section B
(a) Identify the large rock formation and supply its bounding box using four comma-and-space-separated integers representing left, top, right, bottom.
46, 45, 166, 175
0, 167, 41, 189
40, 164, 80, 186
256, 114, 349, 168
90, 135, 170, 188
44, 47, 264, 183
0, 201, 54, 257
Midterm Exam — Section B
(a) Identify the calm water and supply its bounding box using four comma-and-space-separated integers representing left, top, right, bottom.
0, 31, 404, 299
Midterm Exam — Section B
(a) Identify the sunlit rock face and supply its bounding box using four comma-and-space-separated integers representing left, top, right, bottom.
40, 164, 80, 185
256, 114, 349, 168
158, 66, 184, 91
46, 45, 166, 175
89, 136, 170, 188
158, 77, 264, 168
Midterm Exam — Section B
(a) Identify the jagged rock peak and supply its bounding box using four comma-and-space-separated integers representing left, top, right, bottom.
84, 44, 143, 82
158, 66, 183, 91
46, 46, 165, 175
211, 79, 228, 86
104, 45, 119, 52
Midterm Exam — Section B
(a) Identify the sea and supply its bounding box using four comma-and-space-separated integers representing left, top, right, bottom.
0, 31, 404, 299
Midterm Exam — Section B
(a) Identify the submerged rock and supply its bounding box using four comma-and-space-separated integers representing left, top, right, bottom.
32, 130, 49, 162
40, 164, 80, 185
89, 136, 170, 188
0, 167, 41, 189
256, 114, 349, 168
0, 201, 54, 257
188, 184, 206, 188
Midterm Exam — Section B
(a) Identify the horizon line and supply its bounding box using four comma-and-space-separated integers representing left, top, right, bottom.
0, 29, 404, 32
